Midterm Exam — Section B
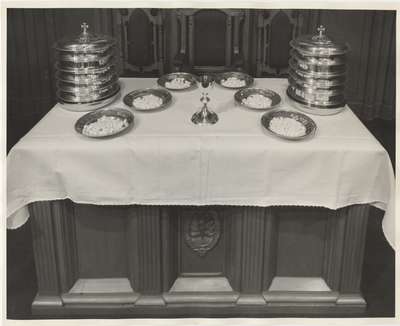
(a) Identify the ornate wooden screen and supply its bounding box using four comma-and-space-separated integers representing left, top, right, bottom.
115, 9, 165, 76
174, 9, 249, 73
256, 10, 303, 77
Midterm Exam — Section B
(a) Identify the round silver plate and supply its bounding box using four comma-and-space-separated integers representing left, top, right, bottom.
157, 72, 198, 91
234, 88, 281, 110
58, 85, 120, 112
261, 110, 317, 141
286, 87, 346, 115
75, 107, 134, 138
123, 88, 172, 111
214, 71, 254, 89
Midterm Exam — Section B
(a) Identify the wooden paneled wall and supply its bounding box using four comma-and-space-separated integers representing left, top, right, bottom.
6, 9, 395, 152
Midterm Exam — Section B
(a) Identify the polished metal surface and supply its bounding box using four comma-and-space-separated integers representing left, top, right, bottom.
58, 87, 120, 112
54, 22, 120, 111
288, 26, 348, 114
55, 60, 118, 74
157, 72, 198, 91
234, 87, 281, 110
287, 84, 345, 106
191, 92, 218, 125
286, 87, 346, 115
291, 49, 346, 66
191, 75, 219, 125
75, 107, 134, 138
214, 71, 254, 89
288, 75, 345, 94
290, 51, 346, 74
290, 25, 349, 57
56, 76, 118, 93
289, 59, 346, 78
288, 69, 346, 89
57, 82, 120, 101
56, 55, 114, 70
55, 22, 116, 54
123, 88, 172, 111
57, 46, 114, 62
261, 110, 317, 141
56, 70, 118, 86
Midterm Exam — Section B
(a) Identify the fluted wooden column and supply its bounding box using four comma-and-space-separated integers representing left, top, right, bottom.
127, 206, 165, 305
337, 205, 369, 306
237, 207, 267, 305
29, 202, 63, 307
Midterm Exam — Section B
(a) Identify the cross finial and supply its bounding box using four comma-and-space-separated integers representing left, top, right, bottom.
81, 22, 89, 34
317, 25, 325, 37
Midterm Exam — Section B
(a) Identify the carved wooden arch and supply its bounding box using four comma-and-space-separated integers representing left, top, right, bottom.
175, 9, 247, 73
116, 8, 165, 75
256, 10, 303, 76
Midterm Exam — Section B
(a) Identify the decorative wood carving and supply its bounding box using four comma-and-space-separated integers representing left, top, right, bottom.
174, 9, 247, 73
115, 9, 165, 75
183, 209, 221, 256
256, 10, 303, 76
29, 201, 371, 315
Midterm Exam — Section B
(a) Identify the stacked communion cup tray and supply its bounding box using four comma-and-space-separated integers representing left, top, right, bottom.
54, 22, 120, 112
287, 25, 349, 115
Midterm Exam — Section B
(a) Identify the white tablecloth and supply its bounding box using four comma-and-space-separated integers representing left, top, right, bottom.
7, 78, 395, 248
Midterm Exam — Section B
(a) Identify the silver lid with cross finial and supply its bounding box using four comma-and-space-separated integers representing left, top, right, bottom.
290, 25, 349, 57
55, 22, 116, 53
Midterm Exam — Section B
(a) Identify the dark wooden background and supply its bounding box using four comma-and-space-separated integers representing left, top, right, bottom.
6, 8, 395, 318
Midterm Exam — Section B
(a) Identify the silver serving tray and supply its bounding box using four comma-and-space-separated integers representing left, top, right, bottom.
288, 69, 345, 89
214, 71, 254, 89
234, 87, 281, 110
289, 59, 346, 79
57, 82, 119, 102
157, 72, 198, 91
57, 84, 120, 112
291, 49, 346, 66
286, 87, 346, 115
56, 46, 114, 63
123, 88, 172, 111
56, 75, 118, 93
290, 56, 346, 75
75, 107, 134, 138
261, 110, 317, 141
55, 70, 117, 85
56, 55, 114, 70
288, 76, 345, 95
55, 60, 118, 74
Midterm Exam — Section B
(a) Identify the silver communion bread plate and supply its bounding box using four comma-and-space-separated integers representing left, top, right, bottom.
261, 110, 317, 141
123, 88, 172, 111
214, 71, 254, 89
75, 107, 134, 138
58, 84, 120, 112
234, 88, 281, 110
157, 72, 198, 91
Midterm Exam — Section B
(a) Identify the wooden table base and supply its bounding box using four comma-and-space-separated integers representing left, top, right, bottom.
29, 201, 369, 317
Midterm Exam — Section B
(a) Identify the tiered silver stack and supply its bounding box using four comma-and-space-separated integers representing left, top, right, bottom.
55, 22, 120, 112
287, 25, 349, 115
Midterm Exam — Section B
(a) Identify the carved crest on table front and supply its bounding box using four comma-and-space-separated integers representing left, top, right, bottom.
183, 210, 221, 256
